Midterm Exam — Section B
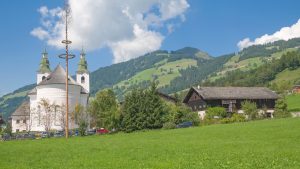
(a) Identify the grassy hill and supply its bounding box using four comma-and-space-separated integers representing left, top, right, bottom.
0, 118, 299, 169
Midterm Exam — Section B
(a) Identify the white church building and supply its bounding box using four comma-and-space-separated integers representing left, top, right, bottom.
11, 50, 90, 132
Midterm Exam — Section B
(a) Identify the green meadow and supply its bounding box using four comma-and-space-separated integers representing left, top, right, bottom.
1, 118, 300, 169
286, 94, 300, 112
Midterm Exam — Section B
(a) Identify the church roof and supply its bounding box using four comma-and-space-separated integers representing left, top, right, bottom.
38, 65, 79, 86
11, 101, 30, 117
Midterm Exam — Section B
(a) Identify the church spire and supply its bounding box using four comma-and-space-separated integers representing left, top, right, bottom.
38, 49, 51, 73
77, 48, 88, 74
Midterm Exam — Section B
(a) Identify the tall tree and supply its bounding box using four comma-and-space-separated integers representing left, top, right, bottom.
121, 83, 167, 132
88, 89, 120, 130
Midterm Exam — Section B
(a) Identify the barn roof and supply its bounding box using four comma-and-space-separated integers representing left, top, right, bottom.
11, 101, 30, 117
183, 87, 278, 103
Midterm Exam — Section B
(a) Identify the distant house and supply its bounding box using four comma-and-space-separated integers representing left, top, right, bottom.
292, 85, 300, 94
183, 86, 279, 119
157, 92, 178, 103
11, 101, 30, 132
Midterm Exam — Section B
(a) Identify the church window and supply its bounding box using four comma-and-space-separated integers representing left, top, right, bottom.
42, 76, 46, 80
81, 76, 85, 84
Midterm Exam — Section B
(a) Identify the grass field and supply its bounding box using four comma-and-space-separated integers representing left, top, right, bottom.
286, 94, 300, 112
1, 118, 300, 169
115, 59, 197, 88
271, 68, 300, 86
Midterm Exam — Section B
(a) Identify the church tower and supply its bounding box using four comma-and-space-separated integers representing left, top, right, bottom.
76, 49, 89, 93
37, 49, 51, 84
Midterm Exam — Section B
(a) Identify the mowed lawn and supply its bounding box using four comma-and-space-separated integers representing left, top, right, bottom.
1, 118, 300, 169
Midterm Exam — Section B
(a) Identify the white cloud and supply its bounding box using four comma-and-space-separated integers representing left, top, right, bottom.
30, 27, 50, 40
31, 0, 189, 63
110, 24, 163, 63
238, 19, 300, 50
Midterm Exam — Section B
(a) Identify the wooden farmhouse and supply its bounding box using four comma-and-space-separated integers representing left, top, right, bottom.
183, 86, 279, 119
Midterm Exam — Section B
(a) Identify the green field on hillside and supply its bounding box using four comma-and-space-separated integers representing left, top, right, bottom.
1, 118, 300, 169
286, 94, 300, 112
271, 68, 300, 86
115, 59, 197, 88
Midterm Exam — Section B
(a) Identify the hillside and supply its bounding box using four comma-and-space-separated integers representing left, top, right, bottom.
0, 118, 299, 169
1, 38, 300, 119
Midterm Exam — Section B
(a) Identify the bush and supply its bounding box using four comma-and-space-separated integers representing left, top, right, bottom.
79, 121, 88, 136
274, 98, 290, 118
165, 103, 200, 126
241, 101, 258, 120
220, 114, 247, 124
162, 122, 176, 129
206, 107, 227, 119
231, 113, 246, 122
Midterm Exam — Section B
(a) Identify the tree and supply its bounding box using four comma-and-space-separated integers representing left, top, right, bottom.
121, 83, 167, 132
38, 98, 54, 133
89, 89, 120, 130
241, 101, 258, 120
73, 104, 89, 136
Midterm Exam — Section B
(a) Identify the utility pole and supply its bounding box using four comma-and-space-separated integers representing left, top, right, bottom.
58, 1, 75, 139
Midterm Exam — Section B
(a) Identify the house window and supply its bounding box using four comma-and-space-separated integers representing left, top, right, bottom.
16, 120, 20, 124
42, 76, 46, 80
81, 76, 85, 84
23, 119, 26, 124
16, 129, 19, 132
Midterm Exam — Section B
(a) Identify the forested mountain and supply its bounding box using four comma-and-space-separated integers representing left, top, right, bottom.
1, 38, 300, 119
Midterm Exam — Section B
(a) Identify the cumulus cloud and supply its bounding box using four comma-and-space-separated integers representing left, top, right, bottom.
31, 0, 189, 63
110, 24, 163, 63
238, 19, 300, 50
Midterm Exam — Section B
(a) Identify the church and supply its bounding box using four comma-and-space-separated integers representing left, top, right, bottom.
11, 50, 90, 132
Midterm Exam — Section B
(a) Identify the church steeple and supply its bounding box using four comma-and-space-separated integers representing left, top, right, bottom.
77, 48, 88, 74
38, 49, 51, 73
76, 47, 89, 93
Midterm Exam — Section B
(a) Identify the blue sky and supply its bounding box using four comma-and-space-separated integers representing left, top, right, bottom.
1, 0, 300, 96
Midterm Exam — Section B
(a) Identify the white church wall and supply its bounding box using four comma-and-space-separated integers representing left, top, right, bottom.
30, 84, 88, 132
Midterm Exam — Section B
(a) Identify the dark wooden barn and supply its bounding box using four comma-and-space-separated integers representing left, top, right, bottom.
183, 87, 279, 113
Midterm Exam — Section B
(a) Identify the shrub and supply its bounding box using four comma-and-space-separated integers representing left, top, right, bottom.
241, 101, 258, 120
274, 98, 290, 118
79, 121, 88, 136
162, 122, 176, 129
220, 114, 246, 124
206, 107, 227, 119
231, 113, 246, 122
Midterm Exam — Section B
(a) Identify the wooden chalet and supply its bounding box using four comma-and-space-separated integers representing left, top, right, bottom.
183, 87, 279, 118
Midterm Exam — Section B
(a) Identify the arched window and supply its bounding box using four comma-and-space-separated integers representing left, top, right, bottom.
42, 76, 46, 80
81, 76, 85, 84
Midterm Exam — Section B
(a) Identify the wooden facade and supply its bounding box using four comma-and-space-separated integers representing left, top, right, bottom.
183, 87, 278, 112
